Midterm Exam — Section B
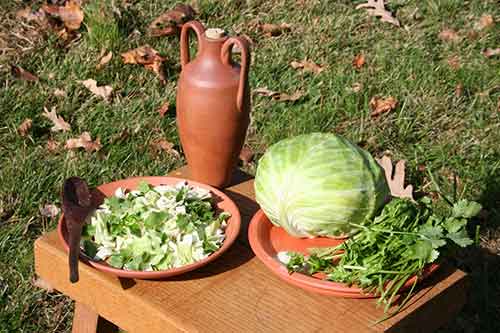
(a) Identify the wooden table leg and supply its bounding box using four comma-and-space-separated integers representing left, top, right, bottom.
72, 302, 119, 333
72, 302, 99, 333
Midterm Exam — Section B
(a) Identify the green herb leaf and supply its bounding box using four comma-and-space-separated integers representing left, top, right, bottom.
443, 217, 467, 234
82, 240, 98, 258
137, 181, 151, 193
447, 230, 474, 247
145, 211, 168, 229
452, 200, 482, 219
408, 240, 433, 261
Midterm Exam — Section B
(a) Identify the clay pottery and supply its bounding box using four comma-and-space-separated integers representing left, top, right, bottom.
57, 176, 242, 279
176, 20, 251, 188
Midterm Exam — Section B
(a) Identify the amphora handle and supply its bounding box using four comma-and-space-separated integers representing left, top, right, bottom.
180, 21, 205, 68
220, 37, 251, 112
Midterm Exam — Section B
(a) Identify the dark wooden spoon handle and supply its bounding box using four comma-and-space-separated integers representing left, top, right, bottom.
62, 177, 92, 284
68, 221, 83, 283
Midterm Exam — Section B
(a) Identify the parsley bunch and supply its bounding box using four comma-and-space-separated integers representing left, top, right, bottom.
285, 197, 481, 316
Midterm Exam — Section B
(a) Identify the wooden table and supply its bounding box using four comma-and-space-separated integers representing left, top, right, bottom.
34, 167, 469, 333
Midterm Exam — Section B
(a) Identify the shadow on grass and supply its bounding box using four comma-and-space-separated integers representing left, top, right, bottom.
440, 166, 500, 332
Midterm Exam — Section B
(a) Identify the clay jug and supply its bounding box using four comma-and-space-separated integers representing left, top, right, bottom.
176, 21, 251, 188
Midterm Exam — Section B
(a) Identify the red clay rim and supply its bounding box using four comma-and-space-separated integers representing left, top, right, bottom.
248, 209, 440, 298
57, 176, 241, 279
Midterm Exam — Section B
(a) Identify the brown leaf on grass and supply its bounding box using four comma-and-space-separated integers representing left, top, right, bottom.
150, 139, 180, 158
274, 91, 304, 102
40, 204, 60, 218
455, 83, 463, 97
148, 4, 196, 37
18, 119, 32, 137
239, 146, 254, 165
447, 55, 461, 70
65, 132, 102, 152
483, 48, 500, 58
53, 88, 66, 97
438, 29, 460, 43
42, 0, 84, 31
356, 0, 400, 27
158, 101, 170, 117
290, 59, 325, 74
32, 277, 54, 293
260, 23, 292, 37
11, 65, 39, 81
369, 96, 397, 117
121, 46, 167, 83
254, 87, 303, 102
351, 82, 363, 93
46, 139, 60, 153
80, 79, 113, 100
352, 54, 366, 69
376, 156, 414, 200
474, 14, 494, 31
96, 51, 113, 70
42, 107, 71, 132
16, 6, 47, 23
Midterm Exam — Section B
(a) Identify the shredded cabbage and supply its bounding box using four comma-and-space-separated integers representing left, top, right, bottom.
81, 181, 230, 271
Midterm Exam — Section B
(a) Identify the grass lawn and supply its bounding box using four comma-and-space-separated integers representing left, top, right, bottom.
1, 0, 499, 332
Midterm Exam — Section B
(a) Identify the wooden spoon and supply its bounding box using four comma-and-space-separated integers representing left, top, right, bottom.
62, 177, 93, 283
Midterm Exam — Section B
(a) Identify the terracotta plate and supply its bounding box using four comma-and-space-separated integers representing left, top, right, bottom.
58, 176, 241, 279
248, 209, 440, 298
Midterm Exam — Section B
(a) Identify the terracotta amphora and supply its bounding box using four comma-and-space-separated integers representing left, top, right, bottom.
176, 20, 251, 188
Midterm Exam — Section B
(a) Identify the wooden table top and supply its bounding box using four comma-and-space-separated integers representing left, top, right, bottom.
34, 167, 469, 333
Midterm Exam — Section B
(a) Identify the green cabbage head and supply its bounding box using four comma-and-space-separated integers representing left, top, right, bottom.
254, 133, 390, 238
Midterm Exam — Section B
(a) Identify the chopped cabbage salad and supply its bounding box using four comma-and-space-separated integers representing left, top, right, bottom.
81, 181, 230, 271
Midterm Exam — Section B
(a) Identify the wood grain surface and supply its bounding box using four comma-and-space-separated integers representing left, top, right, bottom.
34, 167, 469, 333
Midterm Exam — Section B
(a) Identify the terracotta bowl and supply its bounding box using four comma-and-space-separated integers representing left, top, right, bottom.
248, 210, 440, 298
57, 176, 241, 279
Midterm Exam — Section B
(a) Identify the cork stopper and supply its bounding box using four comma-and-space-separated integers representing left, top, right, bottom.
205, 28, 226, 39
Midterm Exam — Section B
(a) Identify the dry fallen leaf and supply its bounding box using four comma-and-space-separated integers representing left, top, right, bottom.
42, 107, 71, 132
455, 83, 463, 98
351, 82, 363, 93
369, 96, 397, 117
53, 88, 66, 97
254, 87, 304, 102
260, 23, 292, 37
274, 91, 304, 102
290, 59, 325, 74
40, 204, 60, 218
32, 276, 54, 293
483, 48, 500, 58
356, 0, 400, 27
96, 51, 113, 70
65, 132, 102, 152
47, 139, 60, 153
497, 98, 500, 113
474, 14, 494, 31
239, 146, 254, 165
148, 4, 196, 37
158, 101, 170, 117
447, 55, 461, 70
80, 79, 113, 100
121, 46, 167, 83
150, 139, 180, 157
43, 0, 84, 31
377, 156, 414, 200
352, 54, 366, 69
11, 65, 38, 82
18, 118, 32, 137
438, 29, 460, 43
16, 6, 47, 23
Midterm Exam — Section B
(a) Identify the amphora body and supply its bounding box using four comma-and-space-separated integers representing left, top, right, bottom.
176, 21, 251, 188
